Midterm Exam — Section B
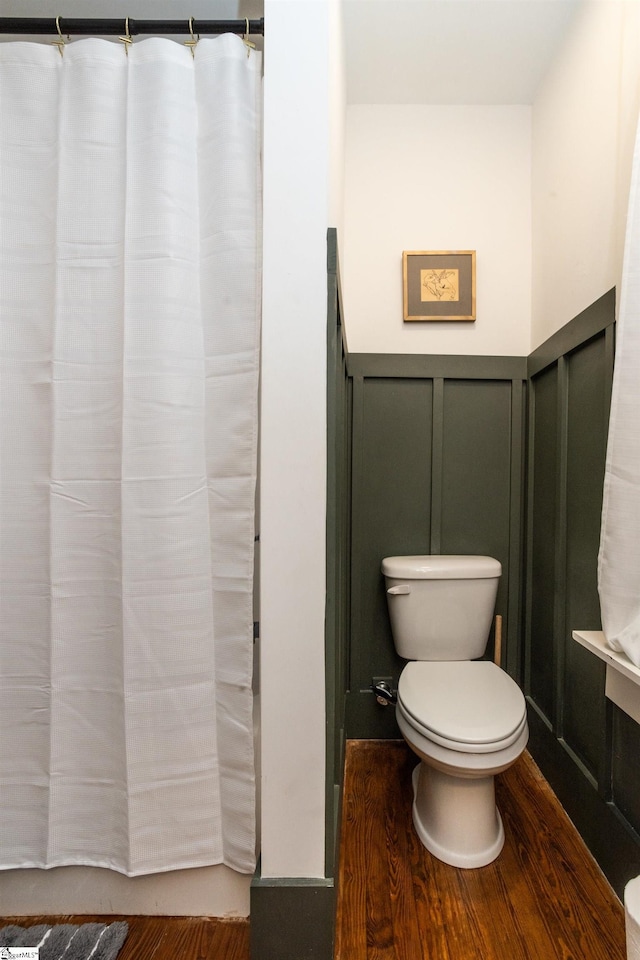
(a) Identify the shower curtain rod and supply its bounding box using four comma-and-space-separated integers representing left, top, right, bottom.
0, 17, 264, 36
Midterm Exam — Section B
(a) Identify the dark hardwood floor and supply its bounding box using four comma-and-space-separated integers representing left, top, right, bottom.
2, 740, 628, 960
335, 740, 626, 960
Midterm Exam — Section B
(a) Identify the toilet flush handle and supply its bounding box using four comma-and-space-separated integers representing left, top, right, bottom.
387, 584, 410, 595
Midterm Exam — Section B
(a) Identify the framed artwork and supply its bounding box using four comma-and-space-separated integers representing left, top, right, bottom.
402, 250, 476, 322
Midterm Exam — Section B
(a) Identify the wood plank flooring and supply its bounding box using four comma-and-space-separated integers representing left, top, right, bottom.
335, 740, 626, 960
2, 741, 628, 960
0, 917, 250, 960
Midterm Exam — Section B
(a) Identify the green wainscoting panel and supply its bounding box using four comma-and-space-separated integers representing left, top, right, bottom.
440, 379, 514, 655
348, 374, 433, 737
563, 332, 610, 782
325, 228, 350, 881
348, 354, 527, 381
612, 706, 640, 839
523, 290, 640, 893
526, 295, 615, 787
527, 362, 559, 725
440, 379, 513, 559
325, 282, 640, 907
346, 356, 526, 738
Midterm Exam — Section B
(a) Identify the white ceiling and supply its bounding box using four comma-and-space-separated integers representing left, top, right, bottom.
343, 0, 582, 104
1, 0, 581, 105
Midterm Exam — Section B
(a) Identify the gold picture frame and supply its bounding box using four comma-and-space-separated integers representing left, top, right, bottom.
403, 250, 476, 322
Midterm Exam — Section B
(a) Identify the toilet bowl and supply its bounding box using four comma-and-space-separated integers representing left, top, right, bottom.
396, 660, 528, 867
382, 555, 529, 868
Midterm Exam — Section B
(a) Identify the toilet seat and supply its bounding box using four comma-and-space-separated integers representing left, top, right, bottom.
397, 660, 527, 754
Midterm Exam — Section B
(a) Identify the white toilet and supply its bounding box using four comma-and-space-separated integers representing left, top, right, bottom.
382, 554, 528, 869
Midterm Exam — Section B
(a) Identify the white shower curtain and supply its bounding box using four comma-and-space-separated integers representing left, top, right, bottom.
599, 111, 640, 668
0, 35, 261, 875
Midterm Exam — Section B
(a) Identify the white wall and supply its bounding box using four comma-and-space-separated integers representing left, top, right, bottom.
0, 864, 250, 917
330, 0, 347, 248
259, 0, 344, 880
342, 105, 532, 356
532, 0, 640, 349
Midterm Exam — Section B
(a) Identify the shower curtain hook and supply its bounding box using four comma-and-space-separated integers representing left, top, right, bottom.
51, 16, 67, 57
243, 17, 256, 58
185, 18, 199, 59
118, 17, 133, 55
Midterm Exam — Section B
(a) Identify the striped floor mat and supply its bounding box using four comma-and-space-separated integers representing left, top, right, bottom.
0, 922, 128, 960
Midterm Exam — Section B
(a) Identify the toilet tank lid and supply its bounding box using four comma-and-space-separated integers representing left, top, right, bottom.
381, 555, 501, 580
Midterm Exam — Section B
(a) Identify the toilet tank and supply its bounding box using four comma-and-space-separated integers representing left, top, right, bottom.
382, 555, 501, 661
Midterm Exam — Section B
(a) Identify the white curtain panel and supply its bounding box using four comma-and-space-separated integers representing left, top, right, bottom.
599, 113, 640, 668
0, 35, 261, 875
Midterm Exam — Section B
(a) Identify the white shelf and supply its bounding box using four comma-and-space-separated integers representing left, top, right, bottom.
573, 630, 640, 724
573, 630, 640, 683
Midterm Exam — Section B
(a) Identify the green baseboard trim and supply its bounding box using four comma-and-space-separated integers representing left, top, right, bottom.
526, 701, 640, 898
250, 872, 336, 960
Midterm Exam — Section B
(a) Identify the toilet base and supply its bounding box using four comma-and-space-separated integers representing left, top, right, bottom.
411, 762, 504, 869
